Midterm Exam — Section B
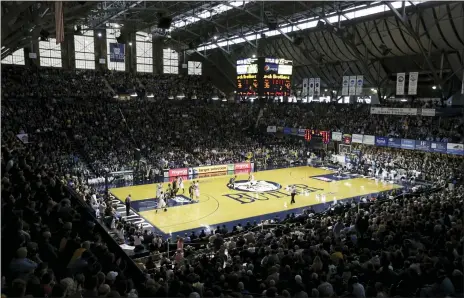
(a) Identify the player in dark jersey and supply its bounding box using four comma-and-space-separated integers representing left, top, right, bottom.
189, 184, 194, 200
227, 176, 237, 189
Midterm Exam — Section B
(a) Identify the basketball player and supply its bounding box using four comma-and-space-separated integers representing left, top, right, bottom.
321, 193, 326, 204
156, 191, 167, 213
178, 177, 185, 194
316, 193, 321, 203
227, 176, 237, 189
172, 179, 178, 197
194, 181, 200, 200
167, 183, 173, 198
290, 185, 297, 204
156, 182, 162, 199
188, 184, 194, 200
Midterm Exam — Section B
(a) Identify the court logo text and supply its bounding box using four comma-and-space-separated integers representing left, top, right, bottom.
228, 180, 281, 192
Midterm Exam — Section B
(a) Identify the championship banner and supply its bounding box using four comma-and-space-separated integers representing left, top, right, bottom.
362, 135, 375, 145
415, 140, 431, 152
302, 78, 308, 98
408, 72, 418, 95
16, 133, 29, 144
332, 131, 342, 141
314, 78, 321, 97
352, 134, 363, 143
308, 78, 314, 96
401, 139, 415, 150
109, 43, 125, 62
387, 138, 402, 148
342, 134, 352, 144
234, 162, 251, 171
168, 168, 189, 177
375, 136, 388, 147
447, 143, 464, 155
429, 142, 447, 153
419, 108, 436, 117
342, 76, 349, 96
348, 76, 356, 95
355, 75, 363, 95
193, 164, 229, 175
267, 126, 277, 133
396, 73, 405, 95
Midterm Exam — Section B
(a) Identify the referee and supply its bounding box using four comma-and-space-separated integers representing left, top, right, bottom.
290, 186, 297, 204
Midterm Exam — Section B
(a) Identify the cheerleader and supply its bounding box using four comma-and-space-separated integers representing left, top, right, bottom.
156, 182, 162, 199
194, 181, 200, 200
178, 176, 185, 194
156, 191, 167, 213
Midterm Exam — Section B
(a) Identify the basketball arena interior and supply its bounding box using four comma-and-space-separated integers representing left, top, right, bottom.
1, 1, 464, 297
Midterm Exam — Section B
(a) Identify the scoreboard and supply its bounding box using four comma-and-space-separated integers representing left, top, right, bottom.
236, 57, 293, 97
236, 58, 258, 96
262, 58, 292, 96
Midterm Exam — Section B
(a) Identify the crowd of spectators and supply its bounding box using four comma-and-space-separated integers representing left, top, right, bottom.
2, 65, 464, 298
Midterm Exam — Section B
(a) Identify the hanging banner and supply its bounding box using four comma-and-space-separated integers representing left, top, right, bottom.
387, 138, 402, 148
332, 132, 342, 141
302, 78, 308, 98
314, 78, 321, 97
419, 108, 436, 117
109, 43, 125, 62
430, 142, 447, 153
308, 78, 314, 97
408, 72, 418, 95
396, 73, 405, 95
401, 139, 416, 150
375, 136, 388, 147
342, 76, 349, 96
355, 75, 364, 95
348, 76, 356, 95
370, 107, 417, 116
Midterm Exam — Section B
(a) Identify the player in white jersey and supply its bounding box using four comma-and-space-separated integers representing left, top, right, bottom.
194, 181, 200, 200
321, 193, 326, 204
316, 193, 321, 202
178, 177, 185, 194
156, 182, 163, 199
156, 191, 167, 213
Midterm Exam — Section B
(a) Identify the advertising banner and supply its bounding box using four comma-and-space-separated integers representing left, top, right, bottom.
401, 139, 416, 150
332, 131, 342, 141
302, 78, 308, 98
267, 126, 277, 133
352, 134, 363, 143
193, 164, 229, 174
298, 128, 306, 136
446, 143, 464, 155
355, 75, 364, 95
363, 135, 375, 145
308, 78, 314, 96
370, 107, 417, 116
342, 76, 349, 96
419, 108, 436, 117
342, 134, 352, 144
291, 128, 298, 135
388, 138, 402, 148
415, 140, 431, 152
109, 43, 125, 62
430, 142, 447, 153
375, 136, 388, 147
168, 168, 189, 177
227, 164, 235, 171
234, 162, 251, 171
283, 127, 292, 135
314, 78, 321, 97
396, 73, 405, 95
349, 76, 356, 95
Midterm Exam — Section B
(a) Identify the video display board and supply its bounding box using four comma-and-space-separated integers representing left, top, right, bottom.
236, 57, 293, 97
